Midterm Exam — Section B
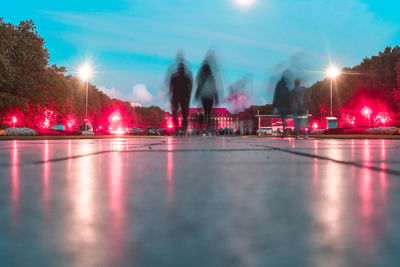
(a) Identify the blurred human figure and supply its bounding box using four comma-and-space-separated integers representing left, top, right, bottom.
222, 76, 253, 114
291, 79, 309, 139
195, 51, 222, 130
272, 74, 291, 136
168, 55, 193, 133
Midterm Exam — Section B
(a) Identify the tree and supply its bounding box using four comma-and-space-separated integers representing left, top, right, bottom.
134, 106, 166, 127
393, 59, 400, 111
0, 19, 172, 130
0, 18, 49, 111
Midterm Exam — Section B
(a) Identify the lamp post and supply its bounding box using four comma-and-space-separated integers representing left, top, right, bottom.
78, 64, 93, 130
362, 107, 372, 127
12, 116, 17, 128
326, 65, 341, 117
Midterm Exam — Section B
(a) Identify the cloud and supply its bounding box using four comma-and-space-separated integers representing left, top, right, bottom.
98, 86, 125, 100
131, 84, 153, 106
130, 102, 142, 107
99, 84, 155, 107
260, 97, 267, 105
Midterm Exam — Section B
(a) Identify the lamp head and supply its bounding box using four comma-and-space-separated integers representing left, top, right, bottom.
78, 64, 93, 81
326, 65, 341, 79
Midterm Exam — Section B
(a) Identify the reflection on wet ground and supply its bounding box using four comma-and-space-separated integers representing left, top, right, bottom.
0, 137, 399, 266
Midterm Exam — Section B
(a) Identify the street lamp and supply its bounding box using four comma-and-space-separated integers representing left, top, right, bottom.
361, 106, 372, 127
326, 65, 341, 117
78, 64, 93, 130
12, 116, 17, 128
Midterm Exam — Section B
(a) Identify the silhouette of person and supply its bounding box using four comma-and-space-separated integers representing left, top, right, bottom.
291, 79, 309, 138
272, 75, 291, 135
195, 51, 222, 130
169, 60, 193, 133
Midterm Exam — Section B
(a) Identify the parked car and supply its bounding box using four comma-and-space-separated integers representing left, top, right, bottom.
235, 128, 243, 136
218, 128, 234, 136
140, 127, 157, 136
79, 124, 93, 132
157, 128, 165, 136
187, 128, 201, 136
128, 128, 141, 135
257, 127, 272, 135
204, 127, 218, 135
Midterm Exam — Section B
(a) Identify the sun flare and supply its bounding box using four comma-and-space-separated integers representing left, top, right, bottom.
236, 0, 255, 7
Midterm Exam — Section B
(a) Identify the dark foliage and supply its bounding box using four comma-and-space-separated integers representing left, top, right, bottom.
309, 46, 400, 125
0, 19, 165, 129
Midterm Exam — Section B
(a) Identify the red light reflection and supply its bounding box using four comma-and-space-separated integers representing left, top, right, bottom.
43, 140, 50, 203
380, 140, 387, 191
67, 140, 72, 181
166, 138, 174, 205
11, 140, 19, 225
313, 140, 318, 184
361, 140, 371, 217
109, 139, 126, 253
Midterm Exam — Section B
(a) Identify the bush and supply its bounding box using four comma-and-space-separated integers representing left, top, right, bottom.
364, 127, 397, 135
5, 127, 38, 136
36, 129, 81, 136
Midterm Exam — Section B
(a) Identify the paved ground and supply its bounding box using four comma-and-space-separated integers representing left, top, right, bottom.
0, 137, 400, 267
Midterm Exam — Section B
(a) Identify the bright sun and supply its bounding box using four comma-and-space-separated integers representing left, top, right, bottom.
236, 0, 255, 6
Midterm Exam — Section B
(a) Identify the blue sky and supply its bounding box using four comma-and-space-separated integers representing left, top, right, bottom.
3, 0, 400, 110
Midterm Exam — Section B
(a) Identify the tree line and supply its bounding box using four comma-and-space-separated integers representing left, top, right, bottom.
0, 18, 165, 129
247, 46, 400, 128
309, 46, 400, 126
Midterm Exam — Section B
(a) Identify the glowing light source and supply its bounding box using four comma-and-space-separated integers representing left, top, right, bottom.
236, 0, 255, 6
112, 115, 121, 121
326, 65, 341, 78
12, 116, 17, 123
312, 122, 319, 130
361, 106, 372, 127
362, 107, 372, 116
78, 64, 93, 81
375, 112, 390, 126
44, 119, 50, 128
110, 128, 126, 135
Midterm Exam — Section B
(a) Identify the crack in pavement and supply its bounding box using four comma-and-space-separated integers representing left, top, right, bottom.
0, 141, 166, 167
0, 140, 274, 167
3, 138, 400, 177
26, 148, 273, 166
258, 144, 400, 177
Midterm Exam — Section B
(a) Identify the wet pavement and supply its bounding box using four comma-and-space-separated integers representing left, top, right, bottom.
1, 137, 400, 266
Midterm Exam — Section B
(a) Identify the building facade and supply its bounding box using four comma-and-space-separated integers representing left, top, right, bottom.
166, 108, 236, 129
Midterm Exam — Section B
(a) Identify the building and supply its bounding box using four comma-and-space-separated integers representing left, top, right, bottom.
165, 107, 235, 129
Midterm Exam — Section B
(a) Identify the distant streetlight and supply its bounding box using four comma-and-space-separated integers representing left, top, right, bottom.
326, 65, 341, 117
12, 116, 17, 128
78, 64, 93, 129
112, 115, 121, 121
361, 106, 372, 127
44, 118, 50, 128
